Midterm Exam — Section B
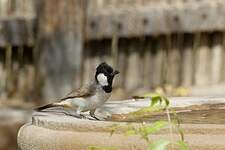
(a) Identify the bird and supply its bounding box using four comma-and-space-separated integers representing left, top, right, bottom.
35, 62, 119, 120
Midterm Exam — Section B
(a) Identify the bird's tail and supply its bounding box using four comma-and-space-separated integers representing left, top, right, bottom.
35, 103, 60, 111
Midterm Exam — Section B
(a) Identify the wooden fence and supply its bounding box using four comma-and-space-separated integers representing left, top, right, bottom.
0, 0, 225, 102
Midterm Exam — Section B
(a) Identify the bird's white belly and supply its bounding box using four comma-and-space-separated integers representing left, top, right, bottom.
65, 92, 111, 112
82, 93, 110, 111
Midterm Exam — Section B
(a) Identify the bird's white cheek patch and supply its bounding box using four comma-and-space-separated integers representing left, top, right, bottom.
97, 73, 108, 86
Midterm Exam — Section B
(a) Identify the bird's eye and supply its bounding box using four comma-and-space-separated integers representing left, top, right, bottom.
105, 67, 113, 74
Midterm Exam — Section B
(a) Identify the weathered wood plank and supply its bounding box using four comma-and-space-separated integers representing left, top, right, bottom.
83, 48, 98, 86
151, 36, 165, 87
83, 40, 111, 86
86, 0, 225, 40
36, 0, 84, 100
211, 33, 223, 84
222, 35, 225, 82
3, 17, 34, 46
0, 22, 7, 46
194, 33, 211, 86
0, 17, 34, 46
181, 34, 194, 87
116, 39, 128, 89
166, 34, 182, 86
17, 64, 36, 100
0, 0, 35, 46
1, 0, 225, 45
87, 0, 213, 10
143, 37, 153, 89
125, 39, 142, 91
0, 62, 6, 99
82, 45, 93, 85
0, 0, 35, 16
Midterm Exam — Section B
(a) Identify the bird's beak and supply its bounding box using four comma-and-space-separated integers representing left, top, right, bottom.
112, 70, 119, 76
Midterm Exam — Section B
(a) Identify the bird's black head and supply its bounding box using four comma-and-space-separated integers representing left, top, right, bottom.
95, 62, 119, 93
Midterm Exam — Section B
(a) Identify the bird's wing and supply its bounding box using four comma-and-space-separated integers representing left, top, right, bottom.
60, 83, 96, 101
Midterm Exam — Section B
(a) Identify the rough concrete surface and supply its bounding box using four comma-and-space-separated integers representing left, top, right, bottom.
18, 114, 225, 150
18, 98, 225, 150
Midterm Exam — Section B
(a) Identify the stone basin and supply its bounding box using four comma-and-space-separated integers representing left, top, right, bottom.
17, 97, 225, 150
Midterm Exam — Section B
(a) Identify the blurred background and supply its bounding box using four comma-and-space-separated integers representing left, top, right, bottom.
1, 0, 225, 149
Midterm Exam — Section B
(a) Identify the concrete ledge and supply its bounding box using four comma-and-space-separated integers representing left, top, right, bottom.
18, 115, 225, 150
18, 97, 225, 150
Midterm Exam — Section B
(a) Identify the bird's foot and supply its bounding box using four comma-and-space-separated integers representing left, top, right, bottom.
89, 109, 101, 121
90, 113, 100, 120
79, 113, 87, 119
92, 115, 100, 120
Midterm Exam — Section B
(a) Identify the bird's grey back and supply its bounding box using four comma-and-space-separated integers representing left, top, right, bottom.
60, 81, 98, 101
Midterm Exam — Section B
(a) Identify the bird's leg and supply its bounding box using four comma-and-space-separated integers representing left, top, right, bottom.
62, 108, 86, 119
89, 109, 100, 120
67, 108, 86, 119
62, 110, 82, 118
65, 112, 80, 118
76, 109, 87, 119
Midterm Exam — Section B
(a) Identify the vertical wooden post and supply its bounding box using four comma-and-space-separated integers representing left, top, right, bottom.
195, 33, 211, 86
0, 49, 6, 98
125, 38, 142, 91
166, 34, 182, 86
143, 37, 153, 89
82, 43, 92, 85
181, 34, 194, 87
211, 32, 223, 84
117, 39, 128, 89
84, 39, 115, 86
36, 0, 84, 101
222, 33, 225, 82
151, 36, 165, 87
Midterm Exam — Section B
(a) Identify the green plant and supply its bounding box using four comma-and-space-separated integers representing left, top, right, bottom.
88, 94, 188, 150
127, 93, 188, 150
88, 146, 117, 150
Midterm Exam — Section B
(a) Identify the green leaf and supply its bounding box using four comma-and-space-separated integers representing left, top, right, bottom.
143, 93, 160, 98
109, 124, 119, 136
125, 130, 136, 136
170, 110, 184, 141
126, 121, 169, 142
148, 139, 171, 150
144, 121, 169, 135
176, 126, 184, 141
144, 93, 161, 106
175, 141, 189, 150
162, 97, 170, 107
151, 95, 161, 105
143, 93, 170, 107
131, 105, 162, 116
130, 93, 171, 118
88, 146, 117, 150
